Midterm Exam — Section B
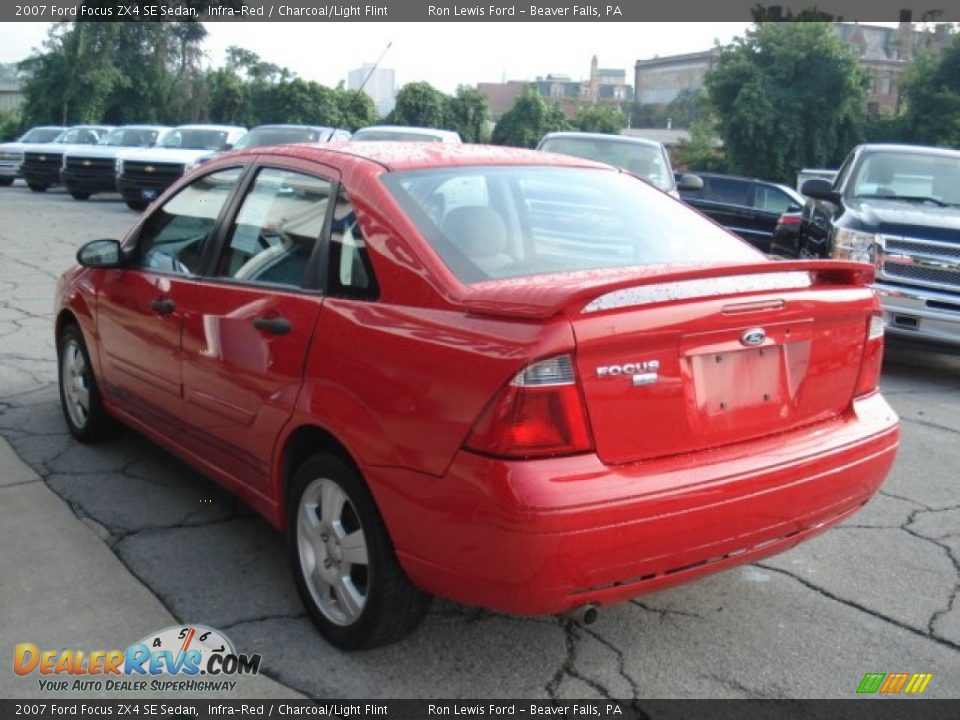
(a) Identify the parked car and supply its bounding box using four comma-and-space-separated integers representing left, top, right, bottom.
769, 210, 803, 258
116, 124, 246, 210
788, 143, 960, 348
351, 125, 462, 143
191, 124, 352, 167
61, 125, 171, 201
537, 131, 700, 198
678, 173, 805, 253
20, 125, 114, 192
0, 125, 65, 186
56, 143, 899, 649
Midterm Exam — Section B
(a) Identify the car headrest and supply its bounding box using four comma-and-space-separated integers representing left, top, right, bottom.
441, 206, 508, 258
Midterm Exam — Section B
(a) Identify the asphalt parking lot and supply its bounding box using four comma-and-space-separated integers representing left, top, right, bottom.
1, 183, 958, 699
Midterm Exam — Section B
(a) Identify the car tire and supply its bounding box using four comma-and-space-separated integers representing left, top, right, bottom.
28, 183, 47, 192
125, 200, 148, 211
57, 323, 119, 442
0, 178, 13, 187
287, 454, 430, 650
70, 191, 91, 200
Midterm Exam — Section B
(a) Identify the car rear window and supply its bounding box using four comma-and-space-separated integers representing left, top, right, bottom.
539, 137, 672, 191
382, 166, 761, 284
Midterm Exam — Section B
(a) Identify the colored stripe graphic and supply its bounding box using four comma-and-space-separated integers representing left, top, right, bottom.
857, 672, 932, 694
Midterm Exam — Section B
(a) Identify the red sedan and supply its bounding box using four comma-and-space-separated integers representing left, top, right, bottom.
55, 143, 899, 649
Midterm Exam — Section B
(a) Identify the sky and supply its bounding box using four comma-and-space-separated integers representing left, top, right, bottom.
0, 22, 754, 92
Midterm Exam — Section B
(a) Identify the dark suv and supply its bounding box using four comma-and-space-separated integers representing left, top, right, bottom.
678, 173, 804, 252
786, 143, 960, 348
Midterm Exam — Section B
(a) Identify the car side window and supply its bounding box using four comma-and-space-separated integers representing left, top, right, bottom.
833, 153, 855, 191
755, 186, 795, 213
704, 177, 752, 206
328, 188, 379, 299
217, 167, 332, 288
135, 167, 243, 275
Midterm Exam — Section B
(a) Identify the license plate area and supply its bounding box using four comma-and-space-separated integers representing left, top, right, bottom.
141, 189, 158, 201
691, 346, 783, 415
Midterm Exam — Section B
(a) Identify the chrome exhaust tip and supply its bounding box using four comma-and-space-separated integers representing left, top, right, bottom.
562, 603, 599, 625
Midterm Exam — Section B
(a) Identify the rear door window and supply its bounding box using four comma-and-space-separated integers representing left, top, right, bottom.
703, 177, 752, 206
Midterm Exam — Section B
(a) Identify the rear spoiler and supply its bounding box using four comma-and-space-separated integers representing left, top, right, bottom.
455, 260, 875, 320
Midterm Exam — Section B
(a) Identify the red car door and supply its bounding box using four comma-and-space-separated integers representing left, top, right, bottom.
96, 167, 246, 437
177, 162, 337, 495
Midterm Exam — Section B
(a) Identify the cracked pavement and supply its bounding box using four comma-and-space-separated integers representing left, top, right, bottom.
1, 185, 958, 699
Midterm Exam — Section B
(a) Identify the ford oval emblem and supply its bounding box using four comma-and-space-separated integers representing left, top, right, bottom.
741, 328, 766, 347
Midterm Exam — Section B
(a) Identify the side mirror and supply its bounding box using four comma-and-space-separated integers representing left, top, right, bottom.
801, 178, 839, 202
677, 173, 704, 191
77, 239, 123, 268
221, 143, 233, 151
787, 203, 802, 212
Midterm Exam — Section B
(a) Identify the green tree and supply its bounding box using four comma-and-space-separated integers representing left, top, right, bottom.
706, 22, 866, 181
334, 87, 376, 131
391, 81, 449, 128
675, 118, 727, 172
19, 23, 123, 125
491, 89, 568, 148
572, 105, 626, 134
664, 89, 711, 128
899, 35, 960, 146
445, 85, 490, 142
18, 22, 209, 126
0, 109, 21, 141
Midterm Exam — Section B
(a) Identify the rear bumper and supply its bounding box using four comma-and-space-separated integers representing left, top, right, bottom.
364, 392, 899, 615
61, 169, 117, 194
875, 282, 960, 347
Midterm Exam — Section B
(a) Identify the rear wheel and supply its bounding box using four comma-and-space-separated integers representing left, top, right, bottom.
70, 191, 91, 200
57, 324, 118, 442
0, 178, 13, 187
125, 199, 147, 211
28, 183, 47, 193
288, 454, 430, 650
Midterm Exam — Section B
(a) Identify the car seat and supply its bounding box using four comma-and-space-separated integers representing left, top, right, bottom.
441, 206, 513, 277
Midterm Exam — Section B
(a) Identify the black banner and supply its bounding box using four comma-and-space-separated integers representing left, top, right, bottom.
2, 700, 960, 720
3, 1, 959, 23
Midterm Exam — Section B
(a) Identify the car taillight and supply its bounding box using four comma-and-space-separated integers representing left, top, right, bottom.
854, 313, 885, 397
464, 354, 594, 459
777, 214, 802, 227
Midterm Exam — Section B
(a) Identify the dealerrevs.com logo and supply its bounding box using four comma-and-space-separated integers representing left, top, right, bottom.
14, 625, 262, 693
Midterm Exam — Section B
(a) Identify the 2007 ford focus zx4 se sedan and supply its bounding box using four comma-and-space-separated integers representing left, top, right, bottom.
55, 143, 899, 649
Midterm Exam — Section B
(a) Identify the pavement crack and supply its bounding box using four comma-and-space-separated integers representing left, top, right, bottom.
902, 506, 960, 640
755, 562, 960, 653
544, 620, 615, 700
900, 415, 960, 437
630, 600, 702, 621
217, 613, 307, 632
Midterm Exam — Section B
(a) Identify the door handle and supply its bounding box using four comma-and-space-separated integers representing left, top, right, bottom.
253, 316, 291, 335
150, 298, 175, 314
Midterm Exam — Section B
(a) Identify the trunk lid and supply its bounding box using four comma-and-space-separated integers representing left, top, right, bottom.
565, 263, 877, 464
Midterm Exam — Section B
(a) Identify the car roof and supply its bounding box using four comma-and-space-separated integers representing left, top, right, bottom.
173, 124, 246, 132
539, 131, 663, 149
858, 143, 960, 159
231, 141, 613, 173
353, 125, 460, 137
249, 124, 335, 131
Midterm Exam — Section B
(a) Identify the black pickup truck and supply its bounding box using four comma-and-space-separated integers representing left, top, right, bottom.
776, 143, 960, 348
